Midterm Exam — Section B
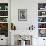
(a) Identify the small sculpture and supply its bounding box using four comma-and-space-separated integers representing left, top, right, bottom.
29, 25, 35, 30
11, 23, 16, 30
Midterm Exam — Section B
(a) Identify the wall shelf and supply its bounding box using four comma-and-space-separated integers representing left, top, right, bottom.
38, 3, 46, 37
0, 22, 8, 23
0, 16, 8, 17
38, 28, 46, 29
0, 3, 8, 37
38, 10, 46, 11
0, 10, 8, 11
38, 16, 46, 17
38, 22, 46, 23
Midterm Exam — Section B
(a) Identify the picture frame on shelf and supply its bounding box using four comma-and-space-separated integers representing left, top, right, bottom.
0, 17, 8, 22
38, 29, 46, 37
18, 9, 27, 21
38, 3, 46, 10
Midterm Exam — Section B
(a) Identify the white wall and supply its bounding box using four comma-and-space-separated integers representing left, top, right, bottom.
11, 0, 46, 30
11, 0, 46, 46
11, 0, 38, 30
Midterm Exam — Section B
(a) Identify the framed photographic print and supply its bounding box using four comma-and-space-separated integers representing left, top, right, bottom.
18, 9, 27, 21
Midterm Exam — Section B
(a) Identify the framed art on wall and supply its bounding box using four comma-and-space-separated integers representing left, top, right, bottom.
18, 9, 27, 21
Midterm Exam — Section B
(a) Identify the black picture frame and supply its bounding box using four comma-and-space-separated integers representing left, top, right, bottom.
18, 9, 27, 21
